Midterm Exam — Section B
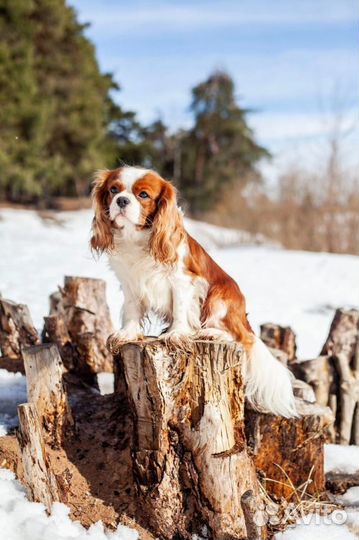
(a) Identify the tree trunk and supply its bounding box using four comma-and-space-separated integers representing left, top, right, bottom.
22, 343, 73, 447
0, 298, 39, 364
116, 340, 266, 540
245, 398, 334, 499
43, 276, 114, 379
17, 403, 59, 511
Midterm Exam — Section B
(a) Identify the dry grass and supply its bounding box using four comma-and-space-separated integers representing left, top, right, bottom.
259, 464, 339, 536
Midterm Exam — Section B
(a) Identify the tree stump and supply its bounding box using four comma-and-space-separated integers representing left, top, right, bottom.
293, 308, 359, 444
17, 403, 59, 511
0, 298, 39, 370
43, 276, 114, 380
260, 323, 297, 362
115, 340, 266, 540
245, 398, 334, 499
22, 343, 73, 447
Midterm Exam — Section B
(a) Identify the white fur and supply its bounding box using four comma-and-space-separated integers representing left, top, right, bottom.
109, 166, 150, 226
109, 226, 207, 340
109, 192, 142, 226
244, 336, 298, 418
121, 166, 149, 189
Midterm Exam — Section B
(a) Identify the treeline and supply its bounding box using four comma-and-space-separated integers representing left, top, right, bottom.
1, 1, 357, 254
0, 0, 267, 215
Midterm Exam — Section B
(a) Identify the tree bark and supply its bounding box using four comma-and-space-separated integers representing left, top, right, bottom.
22, 343, 73, 447
116, 340, 266, 540
0, 298, 39, 362
260, 323, 297, 362
43, 276, 114, 380
245, 398, 334, 499
17, 403, 59, 511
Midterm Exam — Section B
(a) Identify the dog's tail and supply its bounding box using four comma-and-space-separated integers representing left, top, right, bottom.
244, 336, 298, 418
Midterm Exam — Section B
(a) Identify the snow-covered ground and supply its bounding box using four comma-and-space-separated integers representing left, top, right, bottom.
0, 208, 358, 540
0, 469, 138, 540
0, 208, 357, 358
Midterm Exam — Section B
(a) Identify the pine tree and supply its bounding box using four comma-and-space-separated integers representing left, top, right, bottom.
179, 70, 270, 214
0, 0, 122, 202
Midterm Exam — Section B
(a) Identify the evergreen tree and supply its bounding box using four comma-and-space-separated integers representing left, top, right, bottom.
178, 71, 269, 214
0, 0, 122, 202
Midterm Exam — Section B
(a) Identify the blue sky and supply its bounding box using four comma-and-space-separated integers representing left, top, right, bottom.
69, 0, 358, 180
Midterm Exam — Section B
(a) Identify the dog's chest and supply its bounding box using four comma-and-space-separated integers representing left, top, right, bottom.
109, 244, 173, 314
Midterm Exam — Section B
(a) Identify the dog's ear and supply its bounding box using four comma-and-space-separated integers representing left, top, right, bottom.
150, 180, 185, 265
90, 170, 114, 254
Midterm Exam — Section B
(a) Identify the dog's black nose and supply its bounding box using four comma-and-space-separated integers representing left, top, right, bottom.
117, 196, 130, 208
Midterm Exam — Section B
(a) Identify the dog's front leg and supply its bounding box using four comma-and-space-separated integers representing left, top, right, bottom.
107, 288, 143, 353
160, 277, 195, 342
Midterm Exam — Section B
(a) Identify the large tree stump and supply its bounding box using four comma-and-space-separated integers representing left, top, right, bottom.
22, 343, 73, 447
0, 298, 39, 370
43, 276, 114, 379
245, 397, 334, 499
115, 340, 266, 540
293, 308, 359, 444
260, 323, 297, 362
17, 403, 59, 511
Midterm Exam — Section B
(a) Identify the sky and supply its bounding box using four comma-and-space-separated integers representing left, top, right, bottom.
69, 0, 358, 183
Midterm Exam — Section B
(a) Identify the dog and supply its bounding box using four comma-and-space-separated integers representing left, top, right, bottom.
90, 166, 297, 417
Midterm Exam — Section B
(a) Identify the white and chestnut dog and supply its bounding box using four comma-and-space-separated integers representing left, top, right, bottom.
91, 166, 297, 417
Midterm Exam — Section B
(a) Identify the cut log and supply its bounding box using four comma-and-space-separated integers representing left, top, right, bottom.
245, 398, 334, 499
293, 308, 359, 445
17, 403, 59, 511
321, 308, 359, 445
115, 340, 266, 540
260, 323, 297, 362
43, 276, 113, 377
22, 343, 73, 447
0, 298, 39, 361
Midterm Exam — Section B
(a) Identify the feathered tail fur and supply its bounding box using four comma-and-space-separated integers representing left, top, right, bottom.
244, 336, 298, 418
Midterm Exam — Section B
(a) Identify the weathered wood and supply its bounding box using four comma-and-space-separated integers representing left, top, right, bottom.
241, 490, 266, 539
260, 323, 297, 362
17, 403, 59, 511
293, 308, 359, 445
116, 340, 265, 540
0, 298, 39, 360
245, 399, 334, 499
321, 308, 359, 445
43, 276, 113, 377
22, 343, 73, 446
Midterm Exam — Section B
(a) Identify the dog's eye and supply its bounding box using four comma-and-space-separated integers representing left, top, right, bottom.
138, 191, 149, 199
110, 186, 119, 194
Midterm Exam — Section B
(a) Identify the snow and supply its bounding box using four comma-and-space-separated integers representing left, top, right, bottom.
0, 208, 357, 360
0, 370, 27, 436
336, 487, 359, 507
274, 512, 357, 540
0, 469, 138, 540
324, 444, 359, 475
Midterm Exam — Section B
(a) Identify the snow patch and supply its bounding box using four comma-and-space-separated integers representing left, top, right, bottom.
0, 469, 138, 540
324, 444, 359, 475
0, 370, 27, 436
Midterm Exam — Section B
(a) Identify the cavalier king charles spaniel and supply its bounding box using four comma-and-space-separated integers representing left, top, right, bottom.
91, 166, 297, 418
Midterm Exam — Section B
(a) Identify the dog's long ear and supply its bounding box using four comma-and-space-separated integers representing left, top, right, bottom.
90, 170, 114, 254
150, 180, 185, 265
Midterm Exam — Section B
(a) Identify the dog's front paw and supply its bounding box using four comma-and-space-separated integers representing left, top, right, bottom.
106, 329, 144, 354
159, 327, 194, 348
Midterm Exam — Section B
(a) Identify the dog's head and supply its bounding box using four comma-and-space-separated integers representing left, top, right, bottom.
90, 166, 184, 264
